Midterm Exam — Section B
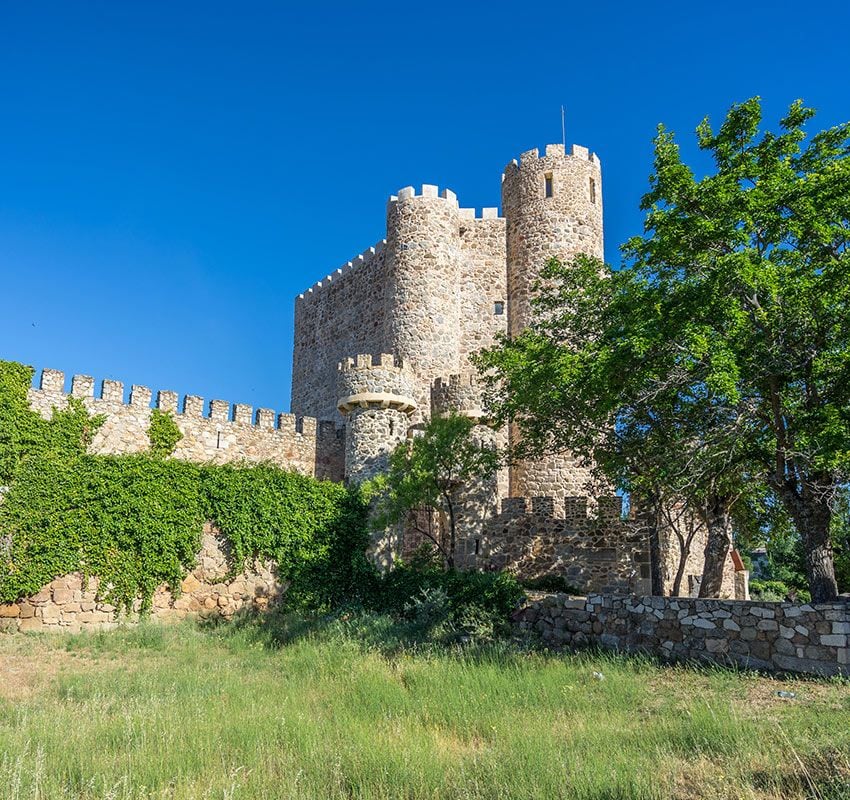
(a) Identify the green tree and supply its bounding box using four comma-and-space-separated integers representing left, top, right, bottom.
625, 98, 850, 602
476, 99, 850, 602
474, 255, 759, 597
372, 414, 498, 569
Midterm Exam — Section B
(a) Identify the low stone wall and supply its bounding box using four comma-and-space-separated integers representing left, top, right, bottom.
514, 593, 850, 677
0, 526, 284, 633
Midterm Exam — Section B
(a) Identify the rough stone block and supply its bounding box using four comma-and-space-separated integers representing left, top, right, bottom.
52, 588, 74, 605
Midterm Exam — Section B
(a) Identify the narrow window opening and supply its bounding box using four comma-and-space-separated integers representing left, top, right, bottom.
474, 538, 480, 555
544, 173, 553, 198
589, 177, 596, 204
494, 300, 505, 316
216, 431, 222, 449
389, 420, 395, 436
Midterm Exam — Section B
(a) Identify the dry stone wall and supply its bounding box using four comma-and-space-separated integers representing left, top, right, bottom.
515, 593, 850, 677
27, 367, 344, 480
0, 526, 284, 633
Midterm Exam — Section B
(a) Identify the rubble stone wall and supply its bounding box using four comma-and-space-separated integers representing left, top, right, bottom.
27, 367, 344, 481
515, 592, 850, 677
0, 526, 284, 633
475, 496, 653, 595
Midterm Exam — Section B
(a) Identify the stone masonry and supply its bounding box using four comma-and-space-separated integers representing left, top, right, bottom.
515, 593, 850, 677
291, 143, 746, 595
27, 367, 345, 481
0, 526, 284, 633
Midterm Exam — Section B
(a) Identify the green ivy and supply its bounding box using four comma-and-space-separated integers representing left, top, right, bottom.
147, 408, 182, 457
0, 360, 371, 612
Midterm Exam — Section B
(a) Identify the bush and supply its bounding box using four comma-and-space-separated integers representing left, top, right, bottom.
374, 561, 525, 641
749, 579, 811, 603
521, 575, 584, 594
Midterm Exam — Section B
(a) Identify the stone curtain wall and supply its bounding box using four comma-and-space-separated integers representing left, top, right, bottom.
515, 593, 850, 677
476, 496, 653, 595
0, 527, 284, 633
656, 503, 741, 598
28, 368, 344, 481
292, 242, 389, 424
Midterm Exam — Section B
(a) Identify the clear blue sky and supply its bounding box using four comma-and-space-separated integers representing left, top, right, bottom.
2, 1, 848, 415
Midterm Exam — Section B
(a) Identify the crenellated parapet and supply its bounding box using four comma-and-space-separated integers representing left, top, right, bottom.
336, 353, 417, 415
430, 373, 486, 422
26, 366, 344, 480
296, 239, 387, 306
467, 494, 650, 594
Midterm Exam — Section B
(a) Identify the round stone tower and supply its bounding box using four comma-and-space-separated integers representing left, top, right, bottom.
337, 353, 417, 485
501, 143, 604, 500
384, 185, 463, 419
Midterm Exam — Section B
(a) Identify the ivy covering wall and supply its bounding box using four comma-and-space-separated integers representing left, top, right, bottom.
0, 361, 371, 612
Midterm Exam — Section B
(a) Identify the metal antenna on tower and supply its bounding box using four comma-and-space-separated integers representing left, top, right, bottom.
561, 105, 566, 149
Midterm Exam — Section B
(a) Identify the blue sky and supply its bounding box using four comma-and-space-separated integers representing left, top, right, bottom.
2, 1, 848, 415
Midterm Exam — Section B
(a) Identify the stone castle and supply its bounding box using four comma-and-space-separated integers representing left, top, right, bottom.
19, 142, 747, 599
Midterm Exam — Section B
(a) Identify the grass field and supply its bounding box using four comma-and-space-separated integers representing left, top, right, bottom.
0, 613, 848, 800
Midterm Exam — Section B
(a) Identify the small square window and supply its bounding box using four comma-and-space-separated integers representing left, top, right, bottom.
544, 174, 553, 198
494, 301, 505, 315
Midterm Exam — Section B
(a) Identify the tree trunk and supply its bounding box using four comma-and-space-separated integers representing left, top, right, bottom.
671, 512, 699, 598
776, 479, 838, 603
699, 495, 732, 598
443, 493, 456, 570
644, 494, 664, 596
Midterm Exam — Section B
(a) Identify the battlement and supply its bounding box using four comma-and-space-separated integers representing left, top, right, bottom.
502, 143, 601, 181
31, 367, 327, 433
387, 184, 459, 208
457, 207, 503, 220
499, 494, 625, 523
297, 239, 386, 304
337, 353, 409, 372
336, 353, 417, 415
431, 372, 486, 420
26, 365, 345, 480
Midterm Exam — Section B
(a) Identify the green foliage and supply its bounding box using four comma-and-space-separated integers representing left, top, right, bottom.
374, 559, 525, 640
200, 463, 373, 610
475, 98, 850, 601
0, 359, 371, 612
749, 579, 811, 603
372, 413, 498, 567
147, 408, 182, 457
1, 453, 204, 610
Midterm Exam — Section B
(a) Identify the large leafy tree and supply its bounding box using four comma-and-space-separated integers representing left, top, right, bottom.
625, 98, 850, 602
474, 255, 760, 597
478, 98, 850, 602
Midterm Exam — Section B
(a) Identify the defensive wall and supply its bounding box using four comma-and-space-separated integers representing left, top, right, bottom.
0, 526, 284, 633
514, 593, 850, 678
27, 366, 345, 480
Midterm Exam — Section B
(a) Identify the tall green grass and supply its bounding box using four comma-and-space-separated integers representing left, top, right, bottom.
0, 614, 847, 799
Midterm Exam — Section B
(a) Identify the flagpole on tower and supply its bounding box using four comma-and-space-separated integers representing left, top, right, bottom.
561, 105, 566, 149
